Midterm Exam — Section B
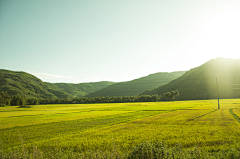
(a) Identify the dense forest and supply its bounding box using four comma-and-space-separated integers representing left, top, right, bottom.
0, 90, 181, 106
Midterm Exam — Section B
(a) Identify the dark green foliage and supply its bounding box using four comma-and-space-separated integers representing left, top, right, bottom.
39, 94, 162, 104
164, 90, 179, 100
10, 94, 28, 106
18, 105, 31, 108
128, 141, 240, 159
86, 71, 185, 97
141, 58, 240, 100
0, 69, 69, 99
27, 97, 39, 105
128, 141, 168, 159
0, 91, 11, 106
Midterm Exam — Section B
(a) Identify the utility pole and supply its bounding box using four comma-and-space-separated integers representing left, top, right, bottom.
216, 76, 220, 109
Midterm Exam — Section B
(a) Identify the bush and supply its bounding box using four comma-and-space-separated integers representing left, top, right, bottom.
18, 105, 31, 108
0, 104, 5, 107
128, 141, 168, 159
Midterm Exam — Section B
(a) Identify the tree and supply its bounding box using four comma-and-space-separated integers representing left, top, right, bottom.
0, 92, 6, 106
21, 96, 27, 106
174, 90, 179, 97
164, 92, 171, 99
27, 97, 39, 105
11, 94, 27, 106
0, 92, 11, 106
152, 94, 161, 102
164, 90, 179, 100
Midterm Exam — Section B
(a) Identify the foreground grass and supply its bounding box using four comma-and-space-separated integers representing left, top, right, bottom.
1, 99, 240, 158
2, 140, 240, 159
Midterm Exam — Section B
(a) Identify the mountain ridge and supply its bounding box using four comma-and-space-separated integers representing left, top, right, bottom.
140, 58, 240, 100
86, 71, 186, 97
0, 69, 69, 99
46, 81, 115, 98
0, 69, 114, 99
2, 58, 239, 101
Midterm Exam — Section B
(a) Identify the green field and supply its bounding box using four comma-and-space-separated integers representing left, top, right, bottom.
1, 99, 240, 158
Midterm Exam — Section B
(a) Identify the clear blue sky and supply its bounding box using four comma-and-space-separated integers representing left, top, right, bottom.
1, 0, 240, 83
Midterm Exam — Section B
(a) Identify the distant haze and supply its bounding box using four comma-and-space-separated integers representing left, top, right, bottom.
1, 0, 240, 83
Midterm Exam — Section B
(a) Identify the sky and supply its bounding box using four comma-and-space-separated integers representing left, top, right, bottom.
1, 0, 240, 83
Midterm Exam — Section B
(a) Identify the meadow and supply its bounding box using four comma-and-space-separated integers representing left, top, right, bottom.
1, 99, 240, 158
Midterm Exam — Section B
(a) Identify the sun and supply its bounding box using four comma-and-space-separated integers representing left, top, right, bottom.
191, 7, 240, 61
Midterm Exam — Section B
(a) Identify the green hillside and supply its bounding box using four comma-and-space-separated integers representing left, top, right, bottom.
46, 82, 115, 97
86, 71, 186, 97
0, 69, 115, 99
0, 69, 69, 99
141, 58, 240, 100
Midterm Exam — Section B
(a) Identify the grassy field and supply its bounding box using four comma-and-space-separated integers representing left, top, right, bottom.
1, 99, 240, 158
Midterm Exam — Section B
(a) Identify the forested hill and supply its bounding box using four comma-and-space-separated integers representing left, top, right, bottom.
85, 71, 186, 97
0, 69, 115, 99
46, 81, 115, 97
140, 58, 240, 100
0, 69, 69, 99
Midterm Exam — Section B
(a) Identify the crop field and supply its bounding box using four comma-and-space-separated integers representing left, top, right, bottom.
1, 99, 240, 158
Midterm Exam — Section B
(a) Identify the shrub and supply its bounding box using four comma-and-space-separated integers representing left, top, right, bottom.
127, 141, 168, 159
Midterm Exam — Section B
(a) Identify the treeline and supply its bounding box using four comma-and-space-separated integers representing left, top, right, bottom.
40, 94, 162, 104
0, 92, 39, 106
0, 90, 179, 106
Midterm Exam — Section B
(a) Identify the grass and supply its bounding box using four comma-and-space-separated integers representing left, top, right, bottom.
1, 99, 240, 158
1, 111, 166, 150
42, 109, 239, 152
0, 111, 133, 129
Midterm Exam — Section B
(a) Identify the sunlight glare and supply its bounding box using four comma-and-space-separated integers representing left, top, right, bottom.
194, 8, 240, 60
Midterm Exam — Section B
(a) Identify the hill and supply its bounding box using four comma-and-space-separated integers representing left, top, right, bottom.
86, 71, 186, 97
140, 58, 240, 100
0, 69, 69, 99
0, 69, 115, 99
46, 82, 115, 97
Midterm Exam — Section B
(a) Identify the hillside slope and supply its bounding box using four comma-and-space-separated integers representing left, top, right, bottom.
140, 58, 240, 100
86, 71, 186, 97
46, 82, 115, 97
0, 69, 69, 99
